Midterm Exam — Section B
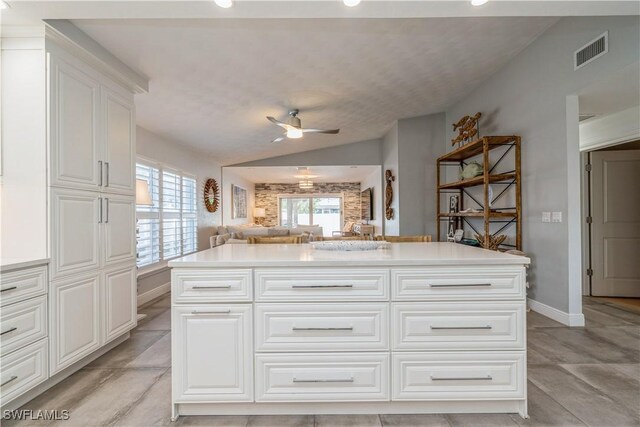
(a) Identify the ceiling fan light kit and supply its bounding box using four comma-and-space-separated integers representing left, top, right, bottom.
266, 109, 340, 143
471, 0, 488, 6
343, 0, 362, 7
214, 0, 233, 8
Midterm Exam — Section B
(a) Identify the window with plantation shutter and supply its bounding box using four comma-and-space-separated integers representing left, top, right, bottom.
136, 159, 198, 269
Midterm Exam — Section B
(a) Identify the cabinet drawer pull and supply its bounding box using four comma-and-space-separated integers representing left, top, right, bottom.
292, 377, 354, 383
1, 376, 18, 387
429, 283, 491, 288
192, 285, 232, 289
431, 375, 492, 381
291, 285, 354, 289
191, 310, 231, 315
430, 325, 492, 330
98, 160, 103, 186
105, 162, 110, 187
105, 198, 109, 223
292, 326, 354, 331
98, 197, 103, 223
0, 327, 17, 336
0, 286, 17, 293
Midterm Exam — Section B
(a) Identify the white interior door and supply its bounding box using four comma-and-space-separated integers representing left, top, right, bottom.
49, 55, 101, 191
591, 149, 640, 297
103, 264, 137, 343
102, 86, 135, 195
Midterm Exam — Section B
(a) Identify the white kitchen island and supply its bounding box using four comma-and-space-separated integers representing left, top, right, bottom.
168, 242, 530, 420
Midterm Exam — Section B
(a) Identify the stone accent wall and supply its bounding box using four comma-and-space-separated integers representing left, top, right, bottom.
254, 183, 362, 227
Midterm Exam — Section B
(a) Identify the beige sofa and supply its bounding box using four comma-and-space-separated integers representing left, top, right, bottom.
210, 224, 323, 248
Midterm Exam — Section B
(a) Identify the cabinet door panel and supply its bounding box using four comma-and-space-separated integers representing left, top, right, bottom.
103, 195, 136, 267
49, 55, 101, 190
173, 305, 252, 402
102, 87, 135, 195
50, 273, 101, 374
103, 265, 137, 343
51, 188, 101, 279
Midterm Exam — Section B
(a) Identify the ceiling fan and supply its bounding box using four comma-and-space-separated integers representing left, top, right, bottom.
267, 109, 340, 143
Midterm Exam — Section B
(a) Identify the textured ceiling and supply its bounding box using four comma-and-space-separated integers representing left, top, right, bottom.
74, 18, 558, 164
225, 165, 381, 184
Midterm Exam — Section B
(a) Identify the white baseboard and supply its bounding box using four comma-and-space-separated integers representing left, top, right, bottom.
137, 282, 170, 307
528, 298, 585, 327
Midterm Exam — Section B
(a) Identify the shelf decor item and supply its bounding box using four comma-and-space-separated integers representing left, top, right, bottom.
437, 135, 522, 251
203, 178, 220, 213
385, 169, 395, 220
451, 112, 482, 148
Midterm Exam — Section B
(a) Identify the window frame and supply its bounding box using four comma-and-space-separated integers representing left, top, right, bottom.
276, 193, 344, 231
136, 156, 198, 274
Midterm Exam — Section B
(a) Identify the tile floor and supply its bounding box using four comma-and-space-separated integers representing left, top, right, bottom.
5, 296, 639, 427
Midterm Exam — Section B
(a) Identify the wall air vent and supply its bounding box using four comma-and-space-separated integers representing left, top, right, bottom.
574, 31, 608, 70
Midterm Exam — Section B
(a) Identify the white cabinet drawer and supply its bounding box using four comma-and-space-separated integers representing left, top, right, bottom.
0, 339, 48, 405
0, 266, 47, 307
172, 269, 252, 303
392, 302, 525, 351
255, 303, 388, 352
392, 352, 525, 400
255, 268, 389, 301
392, 267, 525, 301
256, 353, 389, 402
0, 296, 48, 357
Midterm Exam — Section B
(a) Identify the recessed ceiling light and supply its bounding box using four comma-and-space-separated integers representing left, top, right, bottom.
343, 0, 361, 7
0, 1, 10, 9
214, 0, 233, 8
470, 0, 488, 6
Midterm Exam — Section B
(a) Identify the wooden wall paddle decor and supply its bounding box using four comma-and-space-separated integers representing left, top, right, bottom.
203, 178, 220, 213
385, 169, 395, 220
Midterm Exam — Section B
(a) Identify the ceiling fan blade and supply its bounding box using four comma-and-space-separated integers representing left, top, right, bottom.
270, 136, 287, 143
301, 128, 340, 134
267, 116, 293, 130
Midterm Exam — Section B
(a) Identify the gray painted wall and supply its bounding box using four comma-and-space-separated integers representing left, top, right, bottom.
446, 16, 640, 313
397, 114, 446, 237
232, 138, 382, 167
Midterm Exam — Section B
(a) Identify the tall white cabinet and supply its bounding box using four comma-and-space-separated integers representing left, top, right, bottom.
0, 24, 145, 407
47, 44, 138, 375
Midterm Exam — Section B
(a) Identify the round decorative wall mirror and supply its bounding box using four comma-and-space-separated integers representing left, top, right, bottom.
203, 178, 220, 213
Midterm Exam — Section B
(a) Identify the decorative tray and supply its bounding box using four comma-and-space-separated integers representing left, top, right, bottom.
310, 240, 390, 251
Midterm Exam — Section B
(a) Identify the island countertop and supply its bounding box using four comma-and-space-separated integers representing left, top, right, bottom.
168, 242, 529, 268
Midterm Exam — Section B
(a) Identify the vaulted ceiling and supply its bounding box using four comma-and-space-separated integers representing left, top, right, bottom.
73, 17, 558, 164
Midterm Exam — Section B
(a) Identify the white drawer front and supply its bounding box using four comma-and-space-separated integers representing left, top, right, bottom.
0, 266, 47, 307
256, 353, 389, 402
0, 339, 48, 405
392, 302, 525, 351
255, 303, 388, 352
0, 296, 48, 357
255, 268, 389, 301
392, 352, 525, 400
173, 269, 252, 303
392, 267, 525, 301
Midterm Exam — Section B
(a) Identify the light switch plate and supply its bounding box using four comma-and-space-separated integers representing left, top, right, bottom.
542, 212, 551, 223
552, 211, 562, 223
